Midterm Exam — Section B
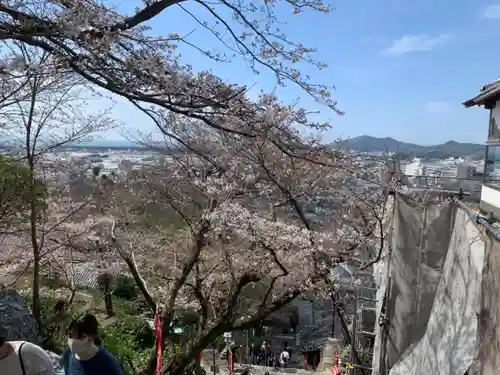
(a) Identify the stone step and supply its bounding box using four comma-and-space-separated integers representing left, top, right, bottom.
214, 364, 316, 375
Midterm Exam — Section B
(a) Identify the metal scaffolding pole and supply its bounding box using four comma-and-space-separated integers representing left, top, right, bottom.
350, 287, 358, 375
350, 286, 377, 374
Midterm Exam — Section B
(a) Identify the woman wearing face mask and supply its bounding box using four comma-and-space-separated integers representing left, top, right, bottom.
62, 314, 122, 375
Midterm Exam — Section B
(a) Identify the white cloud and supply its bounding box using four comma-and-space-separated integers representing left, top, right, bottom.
382, 34, 453, 56
480, 4, 500, 19
425, 101, 451, 113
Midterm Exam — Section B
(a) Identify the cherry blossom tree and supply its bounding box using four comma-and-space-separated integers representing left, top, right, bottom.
0, 2, 394, 372
0, 41, 115, 325
0, 0, 341, 150
71, 97, 391, 374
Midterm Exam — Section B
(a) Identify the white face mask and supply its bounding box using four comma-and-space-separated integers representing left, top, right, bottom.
68, 338, 90, 354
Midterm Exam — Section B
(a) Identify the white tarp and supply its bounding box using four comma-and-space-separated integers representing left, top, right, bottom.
469, 236, 500, 375
389, 207, 485, 375
372, 195, 455, 374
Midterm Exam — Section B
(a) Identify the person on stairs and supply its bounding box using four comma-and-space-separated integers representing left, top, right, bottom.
279, 349, 290, 368
62, 314, 122, 375
0, 331, 54, 375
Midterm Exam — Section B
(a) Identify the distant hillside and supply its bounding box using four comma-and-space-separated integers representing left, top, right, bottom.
334, 136, 485, 158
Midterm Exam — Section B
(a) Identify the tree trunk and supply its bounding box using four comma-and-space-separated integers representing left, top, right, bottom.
29, 162, 41, 328
31, 248, 41, 327
140, 349, 193, 375
141, 323, 227, 375
104, 292, 114, 317
102, 274, 114, 317
164, 355, 197, 375
122, 254, 156, 312
195, 356, 202, 375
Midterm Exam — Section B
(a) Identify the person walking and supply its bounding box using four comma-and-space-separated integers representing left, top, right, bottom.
249, 343, 256, 364
62, 314, 122, 375
258, 341, 266, 365
283, 341, 292, 360
265, 342, 272, 367
0, 331, 54, 375
279, 349, 290, 368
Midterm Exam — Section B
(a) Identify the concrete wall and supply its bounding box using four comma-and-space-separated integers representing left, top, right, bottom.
480, 184, 500, 219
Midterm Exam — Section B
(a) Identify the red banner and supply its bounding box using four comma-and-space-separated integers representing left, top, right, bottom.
154, 312, 162, 375
229, 350, 233, 375
332, 352, 340, 375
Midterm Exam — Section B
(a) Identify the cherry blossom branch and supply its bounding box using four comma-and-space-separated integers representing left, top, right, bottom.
111, 236, 157, 313
161, 200, 217, 328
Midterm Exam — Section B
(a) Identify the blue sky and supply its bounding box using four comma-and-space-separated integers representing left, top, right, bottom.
104, 0, 500, 145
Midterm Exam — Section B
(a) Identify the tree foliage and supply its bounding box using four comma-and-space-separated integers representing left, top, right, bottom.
0, 155, 46, 230
73, 111, 391, 374
0, 2, 396, 375
0, 0, 340, 140
0, 41, 115, 325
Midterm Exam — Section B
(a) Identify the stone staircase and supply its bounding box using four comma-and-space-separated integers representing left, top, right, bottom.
210, 338, 343, 375
213, 364, 314, 375
298, 305, 331, 352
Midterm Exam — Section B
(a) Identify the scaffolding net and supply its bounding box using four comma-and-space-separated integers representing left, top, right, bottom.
372, 193, 487, 375
470, 235, 500, 375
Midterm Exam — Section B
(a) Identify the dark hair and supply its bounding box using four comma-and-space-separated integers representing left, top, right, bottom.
0, 336, 5, 347
67, 314, 102, 346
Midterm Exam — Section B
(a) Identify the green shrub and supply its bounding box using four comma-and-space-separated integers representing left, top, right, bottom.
0, 156, 47, 226
112, 274, 138, 300
113, 297, 138, 317
101, 317, 152, 375
40, 271, 65, 289
133, 320, 155, 349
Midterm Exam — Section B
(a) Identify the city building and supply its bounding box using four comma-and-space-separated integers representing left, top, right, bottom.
463, 79, 500, 218
456, 164, 476, 179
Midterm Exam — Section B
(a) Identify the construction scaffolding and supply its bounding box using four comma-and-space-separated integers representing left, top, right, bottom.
372, 192, 500, 375
349, 286, 377, 374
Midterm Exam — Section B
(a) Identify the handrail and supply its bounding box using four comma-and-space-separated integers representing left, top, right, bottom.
403, 174, 500, 182
451, 196, 500, 241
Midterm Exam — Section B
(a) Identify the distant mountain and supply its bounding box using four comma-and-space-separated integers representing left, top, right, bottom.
334, 136, 485, 158
66, 139, 179, 152
65, 140, 157, 150
73, 140, 138, 148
